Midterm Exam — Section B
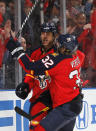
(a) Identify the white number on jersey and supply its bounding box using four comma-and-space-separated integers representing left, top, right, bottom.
69, 70, 81, 88
42, 56, 54, 68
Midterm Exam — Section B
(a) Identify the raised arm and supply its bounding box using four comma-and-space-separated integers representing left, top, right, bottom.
6, 37, 56, 76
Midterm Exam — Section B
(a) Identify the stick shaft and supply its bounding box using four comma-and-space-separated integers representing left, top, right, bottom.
14, 106, 49, 121
16, 0, 39, 38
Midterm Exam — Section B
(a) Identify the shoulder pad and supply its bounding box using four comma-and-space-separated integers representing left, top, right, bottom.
51, 53, 59, 57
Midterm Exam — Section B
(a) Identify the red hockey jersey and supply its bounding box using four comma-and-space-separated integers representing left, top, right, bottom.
18, 50, 85, 108
24, 46, 56, 102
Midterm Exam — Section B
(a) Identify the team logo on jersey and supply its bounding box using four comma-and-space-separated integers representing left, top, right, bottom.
67, 37, 71, 42
35, 75, 51, 89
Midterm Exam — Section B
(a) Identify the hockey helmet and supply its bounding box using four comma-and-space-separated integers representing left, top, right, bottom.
41, 22, 57, 34
57, 34, 79, 54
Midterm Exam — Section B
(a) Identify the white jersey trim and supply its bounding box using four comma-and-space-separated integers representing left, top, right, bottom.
17, 53, 25, 60
11, 47, 24, 55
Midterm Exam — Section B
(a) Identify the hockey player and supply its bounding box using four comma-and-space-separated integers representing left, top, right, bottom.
6, 33, 85, 131
15, 22, 57, 130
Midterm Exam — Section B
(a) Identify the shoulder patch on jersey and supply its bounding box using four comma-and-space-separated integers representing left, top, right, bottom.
32, 60, 35, 62
51, 53, 59, 57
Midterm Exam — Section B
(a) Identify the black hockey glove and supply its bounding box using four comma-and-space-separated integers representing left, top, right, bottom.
6, 37, 24, 58
15, 82, 30, 100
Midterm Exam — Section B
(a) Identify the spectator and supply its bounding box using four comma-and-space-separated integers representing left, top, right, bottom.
7, 0, 15, 30
72, 12, 92, 50
0, 0, 6, 26
90, 0, 96, 35
21, 37, 27, 51
84, 0, 93, 23
73, 13, 87, 37
67, 0, 82, 19
0, 19, 12, 88
0, 0, 10, 27
76, 1, 96, 86
49, 0, 60, 24
74, 0, 85, 13
69, 13, 90, 52
66, 18, 76, 34
84, 0, 96, 86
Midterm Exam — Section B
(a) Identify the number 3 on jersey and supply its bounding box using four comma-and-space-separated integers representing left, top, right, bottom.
69, 70, 81, 87
42, 56, 54, 68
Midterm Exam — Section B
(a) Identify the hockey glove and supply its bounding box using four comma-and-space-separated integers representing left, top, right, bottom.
15, 82, 30, 100
6, 37, 24, 58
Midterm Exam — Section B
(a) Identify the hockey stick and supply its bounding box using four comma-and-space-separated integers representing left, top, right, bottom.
16, 0, 39, 38
14, 106, 49, 121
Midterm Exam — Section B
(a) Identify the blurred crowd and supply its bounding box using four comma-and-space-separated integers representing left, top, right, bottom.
0, 0, 96, 89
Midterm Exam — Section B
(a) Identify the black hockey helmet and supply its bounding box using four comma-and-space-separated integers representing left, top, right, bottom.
57, 34, 79, 54
41, 22, 57, 34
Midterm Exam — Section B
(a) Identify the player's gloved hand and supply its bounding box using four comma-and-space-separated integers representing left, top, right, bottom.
15, 82, 30, 100
6, 36, 24, 57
